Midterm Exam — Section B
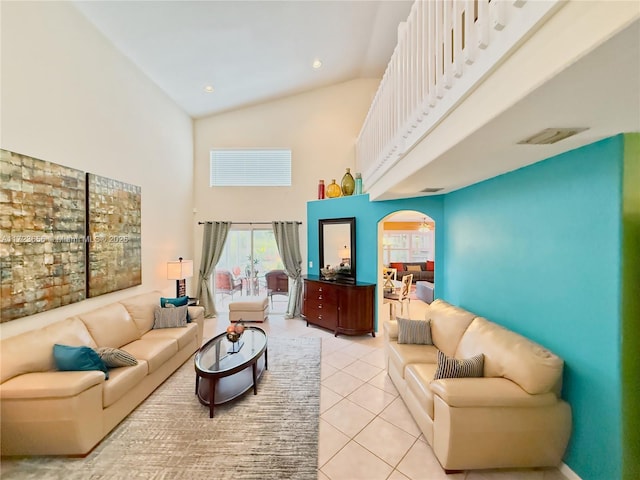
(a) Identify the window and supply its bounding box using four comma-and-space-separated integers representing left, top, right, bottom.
210, 149, 291, 187
383, 231, 434, 265
217, 228, 284, 277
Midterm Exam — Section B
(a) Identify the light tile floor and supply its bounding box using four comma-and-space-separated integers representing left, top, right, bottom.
204, 309, 569, 480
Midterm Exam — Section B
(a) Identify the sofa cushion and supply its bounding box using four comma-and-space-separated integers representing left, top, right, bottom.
102, 361, 148, 408
387, 342, 438, 379
455, 317, 564, 395
119, 291, 165, 336
429, 377, 559, 408
427, 300, 476, 357
433, 350, 483, 380
405, 363, 437, 420
397, 318, 432, 345
0, 371, 104, 399
143, 322, 198, 350
95, 347, 138, 367
76, 303, 141, 348
153, 305, 188, 329
122, 338, 179, 373
0, 318, 97, 383
404, 262, 426, 271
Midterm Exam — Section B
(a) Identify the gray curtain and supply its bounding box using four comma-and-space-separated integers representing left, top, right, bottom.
197, 221, 231, 317
272, 221, 303, 318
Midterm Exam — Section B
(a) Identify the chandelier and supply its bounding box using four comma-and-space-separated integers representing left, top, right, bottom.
418, 217, 433, 232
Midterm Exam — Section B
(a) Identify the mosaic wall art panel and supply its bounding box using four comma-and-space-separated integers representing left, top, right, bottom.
86, 174, 141, 297
0, 149, 86, 322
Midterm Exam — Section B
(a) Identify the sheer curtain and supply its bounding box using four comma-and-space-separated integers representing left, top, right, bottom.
197, 221, 231, 317
272, 221, 303, 318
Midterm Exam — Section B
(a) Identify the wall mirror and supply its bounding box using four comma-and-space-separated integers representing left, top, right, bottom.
319, 217, 356, 283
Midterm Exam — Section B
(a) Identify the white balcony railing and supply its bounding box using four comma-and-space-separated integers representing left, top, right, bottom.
356, 0, 564, 191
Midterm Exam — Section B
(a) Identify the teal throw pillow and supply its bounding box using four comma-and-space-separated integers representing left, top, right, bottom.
160, 296, 189, 307
53, 344, 109, 380
160, 296, 191, 322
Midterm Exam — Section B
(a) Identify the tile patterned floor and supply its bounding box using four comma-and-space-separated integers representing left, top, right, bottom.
204, 307, 569, 480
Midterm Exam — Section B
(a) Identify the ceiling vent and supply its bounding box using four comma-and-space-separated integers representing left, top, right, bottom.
517, 128, 588, 145
420, 187, 443, 193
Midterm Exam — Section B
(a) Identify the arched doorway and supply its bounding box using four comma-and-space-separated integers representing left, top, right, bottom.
377, 210, 435, 325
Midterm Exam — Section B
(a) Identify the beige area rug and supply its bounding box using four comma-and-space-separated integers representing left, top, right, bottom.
2, 336, 321, 480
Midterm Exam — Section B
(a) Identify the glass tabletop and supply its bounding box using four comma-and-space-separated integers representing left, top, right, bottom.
195, 327, 267, 374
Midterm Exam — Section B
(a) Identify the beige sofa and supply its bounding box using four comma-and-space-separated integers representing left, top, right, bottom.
0, 291, 204, 456
384, 299, 571, 472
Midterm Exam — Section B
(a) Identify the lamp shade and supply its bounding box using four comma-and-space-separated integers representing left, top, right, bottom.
167, 258, 193, 280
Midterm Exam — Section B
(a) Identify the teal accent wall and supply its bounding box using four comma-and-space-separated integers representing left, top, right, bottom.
622, 133, 640, 480
306, 136, 629, 479
443, 136, 624, 480
307, 194, 444, 329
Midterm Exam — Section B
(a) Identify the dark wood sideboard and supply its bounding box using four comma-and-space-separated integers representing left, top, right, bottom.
302, 276, 375, 337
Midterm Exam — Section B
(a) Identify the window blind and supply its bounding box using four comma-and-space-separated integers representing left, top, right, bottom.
210, 149, 292, 187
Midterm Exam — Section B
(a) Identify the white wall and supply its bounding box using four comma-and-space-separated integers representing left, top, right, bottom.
1, 2, 194, 338
193, 78, 379, 275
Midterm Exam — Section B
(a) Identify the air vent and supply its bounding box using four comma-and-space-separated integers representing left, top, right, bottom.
421, 187, 443, 193
518, 128, 588, 145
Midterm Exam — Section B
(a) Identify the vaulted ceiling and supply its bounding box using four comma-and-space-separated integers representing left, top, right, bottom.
73, 0, 413, 118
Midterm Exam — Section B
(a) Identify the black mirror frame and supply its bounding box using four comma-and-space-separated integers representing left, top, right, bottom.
319, 217, 356, 284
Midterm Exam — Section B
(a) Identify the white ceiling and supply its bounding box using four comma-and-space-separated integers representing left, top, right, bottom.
73, 0, 413, 118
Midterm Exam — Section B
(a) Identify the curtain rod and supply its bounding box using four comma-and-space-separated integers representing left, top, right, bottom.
198, 221, 302, 225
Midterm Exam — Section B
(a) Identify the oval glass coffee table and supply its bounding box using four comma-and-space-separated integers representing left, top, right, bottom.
194, 327, 268, 418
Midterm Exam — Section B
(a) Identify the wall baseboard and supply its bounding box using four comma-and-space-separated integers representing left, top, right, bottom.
559, 462, 582, 480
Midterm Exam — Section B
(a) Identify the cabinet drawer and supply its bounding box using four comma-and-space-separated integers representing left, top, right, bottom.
307, 285, 337, 302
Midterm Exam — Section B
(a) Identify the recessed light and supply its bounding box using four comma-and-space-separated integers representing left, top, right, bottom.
312, 59, 322, 69
204, 85, 214, 93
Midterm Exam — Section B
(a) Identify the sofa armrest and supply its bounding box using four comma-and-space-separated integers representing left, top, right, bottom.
429, 377, 559, 408
188, 306, 205, 347
0, 371, 104, 399
383, 320, 398, 341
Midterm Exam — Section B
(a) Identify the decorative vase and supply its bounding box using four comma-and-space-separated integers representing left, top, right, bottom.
317, 179, 325, 199
341, 168, 355, 196
355, 172, 363, 195
326, 179, 342, 198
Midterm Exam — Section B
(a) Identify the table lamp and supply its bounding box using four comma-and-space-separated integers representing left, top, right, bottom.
167, 257, 193, 298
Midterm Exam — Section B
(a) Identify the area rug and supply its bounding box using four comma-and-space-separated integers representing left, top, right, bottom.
2, 336, 321, 480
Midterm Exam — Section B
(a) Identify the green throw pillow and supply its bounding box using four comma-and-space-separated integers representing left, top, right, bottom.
53, 344, 109, 380
433, 350, 484, 380
95, 347, 138, 368
160, 296, 191, 322
397, 318, 433, 345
